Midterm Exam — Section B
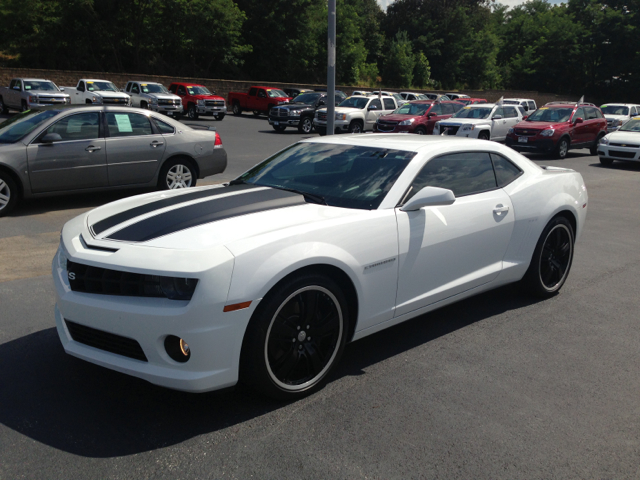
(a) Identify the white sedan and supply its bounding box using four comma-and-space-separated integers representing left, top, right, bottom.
53, 135, 588, 399
597, 116, 640, 166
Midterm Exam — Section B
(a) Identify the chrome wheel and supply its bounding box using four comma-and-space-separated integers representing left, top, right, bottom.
188, 105, 198, 119
166, 164, 193, 189
0, 173, 18, 217
265, 286, 343, 392
539, 224, 573, 292
232, 103, 241, 115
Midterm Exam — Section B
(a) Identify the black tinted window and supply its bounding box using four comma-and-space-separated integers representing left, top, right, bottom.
383, 98, 396, 110
442, 103, 454, 114
490, 154, 522, 187
154, 118, 175, 134
42, 112, 100, 142
409, 152, 496, 198
504, 107, 518, 118
369, 99, 382, 110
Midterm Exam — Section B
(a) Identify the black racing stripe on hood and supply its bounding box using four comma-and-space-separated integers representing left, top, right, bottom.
106, 188, 306, 242
91, 184, 259, 236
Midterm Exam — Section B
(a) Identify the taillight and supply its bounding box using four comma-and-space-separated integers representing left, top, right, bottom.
214, 132, 223, 149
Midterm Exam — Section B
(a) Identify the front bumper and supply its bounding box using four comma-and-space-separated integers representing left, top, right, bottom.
597, 145, 640, 162
52, 237, 252, 393
196, 105, 227, 115
506, 136, 556, 153
314, 118, 350, 132
374, 123, 413, 133
269, 116, 300, 127
150, 104, 182, 114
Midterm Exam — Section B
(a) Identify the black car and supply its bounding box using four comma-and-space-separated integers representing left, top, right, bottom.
282, 88, 314, 99
268, 92, 346, 133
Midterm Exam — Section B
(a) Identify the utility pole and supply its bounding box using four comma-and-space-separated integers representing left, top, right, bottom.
327, 0, 336, 135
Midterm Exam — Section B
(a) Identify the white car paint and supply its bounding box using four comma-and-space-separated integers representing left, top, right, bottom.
598, 124, 640, 162
433, 103, 524, 141
53, 135, 588, 393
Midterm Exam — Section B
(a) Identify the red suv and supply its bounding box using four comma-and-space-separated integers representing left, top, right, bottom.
374, 100, 464, 135
506, 102, 607, 159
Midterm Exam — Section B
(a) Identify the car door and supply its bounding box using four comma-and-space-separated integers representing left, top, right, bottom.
365, 98, 383, 129
104, 111, 166, 186
572, 108, 588, 144
175, 85, 188, 111
503, 106, 521, 131
7, 79, 21, 107
26, 111, 108, 193
129, 83, 141, 107
491, 107, 509, 140
383, 97, 397, 115
394, 151, 514, 316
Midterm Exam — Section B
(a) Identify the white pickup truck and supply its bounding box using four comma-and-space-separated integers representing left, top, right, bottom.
63, 79, 131, 106
314, 95, 398, 134
124, 80, 182, 117
0, 78, 70, 113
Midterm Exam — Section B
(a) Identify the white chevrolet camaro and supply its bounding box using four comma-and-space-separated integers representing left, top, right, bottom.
53, 135, 588, 399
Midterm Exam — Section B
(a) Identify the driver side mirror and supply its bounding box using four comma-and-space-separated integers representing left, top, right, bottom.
400, 186, 456, 211
41, 133, 62, 144
427, 112, 436, 117
318, 99, 326, 106
368, 105, 378, 111
574, 117, 584, 124
492, 114, 503, 120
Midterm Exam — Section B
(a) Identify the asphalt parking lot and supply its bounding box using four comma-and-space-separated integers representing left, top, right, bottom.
1, 112, 640, 479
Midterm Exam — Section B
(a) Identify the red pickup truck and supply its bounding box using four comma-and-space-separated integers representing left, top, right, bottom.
168, 82, 227, 120
228, 86, 292, 116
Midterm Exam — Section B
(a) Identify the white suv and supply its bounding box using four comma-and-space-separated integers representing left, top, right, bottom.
433, 103, 524, 141
600, 103, 640, 132
314, 95, 398, 134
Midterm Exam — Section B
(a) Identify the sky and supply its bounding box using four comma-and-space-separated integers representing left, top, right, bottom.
377, 0, 563, 9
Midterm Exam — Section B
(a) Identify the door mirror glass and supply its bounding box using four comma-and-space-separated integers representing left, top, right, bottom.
401, 186, 456, 211
41, 133, 63, 144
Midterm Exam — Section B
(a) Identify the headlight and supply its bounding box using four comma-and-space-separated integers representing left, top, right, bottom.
65, 98, 70, 104
197, 99, 205, 106
160, 277, 198, 301
599, 136, 609, 145
399, 118, 415, 125
540, 129, 555, 137
508, 127, 514, 134
278, 100, 289, 105
92, 96, 101, 103
614, 119, 623, 126
149, 97, 158, 105
336, 113, 346, 121
29, 96, 38, 103
461, 124, 474, 131
289, 110, 301, 117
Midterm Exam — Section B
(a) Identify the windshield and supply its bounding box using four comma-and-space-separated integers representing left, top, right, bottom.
24, 81, 59, 92
619, 118, 640, 132
293, 93, 321, 105
601, 105, 629, 116
0, 109, 61, 144
452, 107, 492, 119
233, 143, 415, 209
526, 107, 573, 123
267, 89, 288, 98
338, 97, 369, 109
502, 100, 520, 105
186, 86, 211, 95
141, 84, 168, 94
393, 103, 430, 115
86, 81, 118, 92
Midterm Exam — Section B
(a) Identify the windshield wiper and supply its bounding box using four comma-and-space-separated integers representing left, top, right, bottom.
270, 185, 327, 205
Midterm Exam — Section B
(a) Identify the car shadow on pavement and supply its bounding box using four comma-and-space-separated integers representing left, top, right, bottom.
0, 284, 542, 458
590, 161, 640, 171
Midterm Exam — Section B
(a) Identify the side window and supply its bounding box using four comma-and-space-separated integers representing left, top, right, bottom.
169, 85, 176, 93
10, 80, 19, 90
125, 83, 131, 92
528, 101, 536, 111
451, 102, 464, 112
368, 98, 382, 110
574, 108, 585, 120
153, 118, 175, 134
78, 81, 85, 92
383, 98, 395, 110
249, 88, 257, 96
490, 154, 523, 187
441, 103, 454, 115
131, 84, 140, 94
517, 106, 526, 117
257, 89, 267, 98
105, 112, 153, 137
493, 107, 504, 118
409, 94, 417, 100
407, 152, 497, 199
177, 86, 186, 96
504, 107, 518, 118
429, 104, 443, 115
40, 112, 100, 142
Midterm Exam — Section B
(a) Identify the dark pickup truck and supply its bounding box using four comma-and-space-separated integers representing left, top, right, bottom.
268, 91, 347, 133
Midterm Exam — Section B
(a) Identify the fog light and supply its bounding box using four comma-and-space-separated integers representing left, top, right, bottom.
165, 335, 191, 363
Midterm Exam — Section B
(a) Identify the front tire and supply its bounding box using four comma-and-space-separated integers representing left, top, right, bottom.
232, 103, 242, 116
298, 117, 314, 134
157, 158, 196, 190
348, 120, 363, 134
0, 96, 7, 114
414, 126, 426, 135
478, 131, 490, 140
599, 157, 614, 166
0, 171, 19, 217
555, 137, 569, 159
21, 100, 29, 111
520, 216, 574, 298
240, 273, 349, 399
187, 104, 199, 120
590, 134, 604, 155
214, 113, 225, 121
272, 125, 286, 132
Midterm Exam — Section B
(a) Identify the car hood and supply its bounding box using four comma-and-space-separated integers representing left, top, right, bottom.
32, 92, 69, 97
146, 93, 181, 101
379, 114, 423, 122
83, 184, 363, 251
605, 131, 640, 144
439, 117, 491, 125
189, 94, 225, 101
92, 91, 130, 98
514, 121, 569, 130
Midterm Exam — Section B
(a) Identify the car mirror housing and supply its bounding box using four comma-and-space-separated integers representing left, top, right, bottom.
400, 186, 456, 211
492, 114, 503, 120
41, 133, 63, 144
368, 105, 378, 111
574, 117, 584, 124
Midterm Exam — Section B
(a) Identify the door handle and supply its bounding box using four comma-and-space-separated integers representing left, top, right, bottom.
85, 145, 101, 152
150, 141, 164, 147
493, 204, 509, 216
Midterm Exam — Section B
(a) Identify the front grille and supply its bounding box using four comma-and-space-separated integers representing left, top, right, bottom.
441, 125, 460, 135
39, 97, 66, 104
205, 100, 225, 107
610, 143, 640, 148
66, 320, 147, 361
377, 119, 399, 126
609, 150, 636, 159
103, 98, 128, 104
68, 260, 167, 298
514, 128, 539, 136
158, 99, 179, 106
318, 112, 327, 121
376, 123, 396, 132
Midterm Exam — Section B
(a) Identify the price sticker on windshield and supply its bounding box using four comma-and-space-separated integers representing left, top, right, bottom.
87, 81, 94, 84
463, 106, 471, 109
539, 107, 548, 110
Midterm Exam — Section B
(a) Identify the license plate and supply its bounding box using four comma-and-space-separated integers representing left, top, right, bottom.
518, 136, 528, 143
167, 112, 173, 116
274, 121, 279, 125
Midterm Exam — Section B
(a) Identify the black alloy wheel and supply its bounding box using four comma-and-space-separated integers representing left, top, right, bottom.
187, 104, 199, 120
555, 137, 569, 159
0, 171, 18, 217
241, 273, 349, 399
478, 131, 490, 140
298, 117, 313, 134
232, 103, 242, 116
599, 156, 614, 166
521, 216, 574, 298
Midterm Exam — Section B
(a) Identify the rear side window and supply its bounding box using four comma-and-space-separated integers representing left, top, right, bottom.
408, 152, 496, 198
383, 98, 396, 110
504, 107, 518, 118
517, 106, 526, 117
153, 118, 175, 134
528, 101, 536, 110
249, 88, 257, 96
430, 104, 443, 115
442, 103, 454, 114
106, 112, 153, 137
490, 154, 522, 187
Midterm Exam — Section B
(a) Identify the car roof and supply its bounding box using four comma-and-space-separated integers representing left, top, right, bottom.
83, 79, 113, 83
600, 103, 640, 107
465, 103, 495, 108
503, 98, 535, 102
128, 80, 162, 85
21, 78, 52, 82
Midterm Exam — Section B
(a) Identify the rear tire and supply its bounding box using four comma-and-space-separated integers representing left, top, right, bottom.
240, 273, 349, 399
232, 103, 242, 116
520, 216, 574, 298
0, 171, 19, 217
157, 158, 197, 190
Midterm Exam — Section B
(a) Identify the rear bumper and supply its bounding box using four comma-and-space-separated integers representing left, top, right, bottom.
197, 149, 227, 178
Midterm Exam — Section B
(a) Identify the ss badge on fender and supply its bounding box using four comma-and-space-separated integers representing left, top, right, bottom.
68, 272, 76, 280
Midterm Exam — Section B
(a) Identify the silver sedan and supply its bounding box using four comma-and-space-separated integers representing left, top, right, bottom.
0, 105, 227, 216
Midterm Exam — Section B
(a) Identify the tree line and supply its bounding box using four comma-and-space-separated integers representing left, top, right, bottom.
0, 0, 637, 100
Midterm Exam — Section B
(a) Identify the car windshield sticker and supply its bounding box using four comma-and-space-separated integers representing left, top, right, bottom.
141, 84, 147, 86
66, 118, 83, 133
601, 105, 608, 108
539, 107, 548, 110
25, 85, 31, 90
187, 89, 194, 94
114, 114, 133, 133
463, 106, 471, 109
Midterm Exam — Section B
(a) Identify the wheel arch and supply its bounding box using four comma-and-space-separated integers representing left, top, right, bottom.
160, 153, 200, 178
0, 164, 24, 199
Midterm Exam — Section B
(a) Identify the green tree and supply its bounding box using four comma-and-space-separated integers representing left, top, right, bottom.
382, 31, 415, 87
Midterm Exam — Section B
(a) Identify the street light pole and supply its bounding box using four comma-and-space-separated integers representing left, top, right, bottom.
327, 0, 336, 135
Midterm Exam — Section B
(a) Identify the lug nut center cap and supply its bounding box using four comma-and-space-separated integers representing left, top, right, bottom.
297, 331, 307, 342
